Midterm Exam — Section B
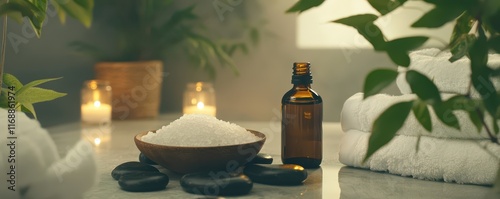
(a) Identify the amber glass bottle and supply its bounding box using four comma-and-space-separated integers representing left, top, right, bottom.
281, 62, 323, 168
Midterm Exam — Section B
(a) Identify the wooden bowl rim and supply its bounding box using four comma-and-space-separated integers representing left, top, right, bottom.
134, 129, 266, 149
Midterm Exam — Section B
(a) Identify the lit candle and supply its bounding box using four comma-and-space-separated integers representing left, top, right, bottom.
81, 100, 112, 124
183, 101, 217, 116
183, 82, 217, 116
81, 80, 112, 124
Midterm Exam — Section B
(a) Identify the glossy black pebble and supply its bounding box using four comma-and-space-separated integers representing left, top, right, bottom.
180, 172, 253, 196
243, 164, 308, 185
111, 161, 159, 180
139, 153, 158, 165
118, 172, 169, 192
247, 153, 273, 165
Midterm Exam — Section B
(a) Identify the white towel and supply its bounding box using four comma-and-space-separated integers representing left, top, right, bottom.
396, 48, 500, 96
341, 92, 500, 139
339, 130, 500, 185
0, 109, 97, 199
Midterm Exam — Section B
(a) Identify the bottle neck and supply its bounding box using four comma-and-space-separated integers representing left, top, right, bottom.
291, 62, 313, 86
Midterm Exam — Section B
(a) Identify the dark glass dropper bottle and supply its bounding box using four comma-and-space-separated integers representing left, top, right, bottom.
281, 62, 323, 168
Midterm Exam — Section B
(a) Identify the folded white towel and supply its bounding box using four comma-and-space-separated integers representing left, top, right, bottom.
396, 48, 500, 96
341, 92, 500, 139
339, 130, 500, 185
0, 109, 97, 199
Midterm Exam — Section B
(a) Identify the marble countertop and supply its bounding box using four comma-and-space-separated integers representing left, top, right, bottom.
47, 114, 498, 199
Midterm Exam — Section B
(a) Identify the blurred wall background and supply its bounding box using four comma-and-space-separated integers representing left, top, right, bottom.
4, 0, 397, 127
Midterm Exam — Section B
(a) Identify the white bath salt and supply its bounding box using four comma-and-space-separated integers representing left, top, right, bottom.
141, 114, 261, 146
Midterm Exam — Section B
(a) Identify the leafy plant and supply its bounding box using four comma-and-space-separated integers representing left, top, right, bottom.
70, 0, 262, 79
288, 0, 500, 186
0, 0, 94, 116
0, 73, 66, 118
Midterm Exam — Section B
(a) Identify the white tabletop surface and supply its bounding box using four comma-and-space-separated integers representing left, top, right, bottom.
47, 114, 499, 199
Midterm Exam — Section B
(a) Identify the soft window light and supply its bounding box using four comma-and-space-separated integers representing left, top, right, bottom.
296, 0, 453, 49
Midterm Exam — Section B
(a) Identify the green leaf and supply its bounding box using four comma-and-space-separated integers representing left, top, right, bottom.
16, 77, 62, 96
2, 73, 23, 91
449, 34, 476, 62
363, 68, 398, 99
367, 0, 407, 15
433, 104, 460, 130
412, 6, 464, 28
493, 117, 499, 134
0, 0, 45, 37
443, 95, 482, 132
470, 28, 498, 118
250, 28, 260, 46
16, 87, 66, 104
53, 0, 93, 28
286, 0, 325, 13
365, 101, 413, 162
386, 50, 410, 67
412, 100, 432, 132
406, 70, 441, 104
449, 12, 475, 47
468, 109, 483, 132
385, 36, 428, 66
21, 103, 36, 119
333, 14, 386, 51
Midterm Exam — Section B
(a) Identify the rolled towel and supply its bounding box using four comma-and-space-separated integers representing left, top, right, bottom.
339, 130, 500, 185
396, 48, 500, 96
0, 108, 97, 199
341, 92, 500, 139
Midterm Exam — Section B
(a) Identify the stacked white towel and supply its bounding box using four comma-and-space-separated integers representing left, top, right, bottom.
396, 48, 500, 97
339, 48, 500, 185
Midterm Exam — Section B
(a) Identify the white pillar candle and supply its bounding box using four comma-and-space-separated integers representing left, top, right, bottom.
183, 102, 216, 116
81, 101, 112, 124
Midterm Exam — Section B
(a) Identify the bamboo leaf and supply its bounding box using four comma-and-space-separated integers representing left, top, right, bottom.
286, 0, 325, 13
16, 77, 62, 96
53, 0, 93, 28
433, 104, 460, 130
449, 34, 476, 62
0, 0, 45, 36
250, 27, 260, 46
470, 28, 498, 118
449, 12, 475, 47
333, 14, 386, 51
363, 68, 398, 99
468, 109, 483, 132
412, 6, 465, 28
2, 73, 23, 91
406, 70, 441, 104
412, 100, 432, 132
385, 36, 428, 66
21, 103, 36, 119
365, 101, 413, 162
16, 87, 66, 104
367, 0, 407, 15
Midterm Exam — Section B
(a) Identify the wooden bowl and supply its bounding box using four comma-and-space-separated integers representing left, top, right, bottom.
134, 129, 266, 174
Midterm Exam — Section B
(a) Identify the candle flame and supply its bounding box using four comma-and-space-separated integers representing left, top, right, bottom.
93, 101, 101, 107
197, 101, 205, 109
94, 137, 101, 146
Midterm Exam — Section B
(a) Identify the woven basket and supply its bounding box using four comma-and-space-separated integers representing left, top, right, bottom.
95, 60, 163, 120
